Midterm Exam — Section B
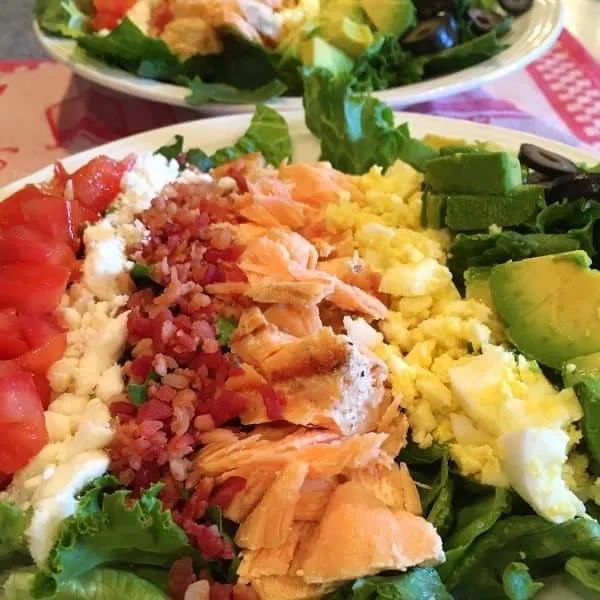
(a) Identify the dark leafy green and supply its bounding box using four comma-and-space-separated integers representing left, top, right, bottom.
302, 68, 437, 174
398, 441, 447, 465
3, 568, 169, 600
31, 477, 194, 598
186, 78, 287, 106
216, 316, 236, 347
154, 135, 184, 162
0, 501, 31, 561
325, 569, 452, 600
35, 0, 89, 38
565, 557, 600, 592
210, 104, 292, 166
573, 379, 600, 464
502, 563, 543, 600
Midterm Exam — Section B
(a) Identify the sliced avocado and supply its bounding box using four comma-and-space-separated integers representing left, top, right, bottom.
360, 0, 416, 36
422, 134, 466, 150
490, 250, 600, 368
445, 184, 545, 232
563, 352, 600, 387
465, 266, 494, 309
421, 191, 447, 228
323, 15, 374, 57
299, 36, 354, 73
424, 152, 522, 195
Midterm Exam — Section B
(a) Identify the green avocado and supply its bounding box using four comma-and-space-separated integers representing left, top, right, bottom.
299, 36, 354, 73
563, 352, 600, 387
421, 190, 447, 228
465, 266, 494, 309
490, 250, 600, 368
360, 0, 416, 36
323, 15, 374, 57
424, 152, 522, 195
444, 185, 545, 232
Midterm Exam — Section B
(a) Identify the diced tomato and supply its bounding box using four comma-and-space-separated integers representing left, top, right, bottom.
20, 333, 67, 375
32, 371, 52, 409
152, 1, 172, 32
0, 225, 75, 269
91, 11, 121, 30
70, 155, 133, 219
18, 312, 65, 350
42, 162, 69, 197
21, 189, 81, 249
94, 0, 136, 14
0, 369, 47, 474
0, 187, 31, 228
0, 264, 70, 314
0, 308, 28, 359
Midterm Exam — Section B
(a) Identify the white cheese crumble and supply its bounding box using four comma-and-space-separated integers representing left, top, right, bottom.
2, 152, 180, 565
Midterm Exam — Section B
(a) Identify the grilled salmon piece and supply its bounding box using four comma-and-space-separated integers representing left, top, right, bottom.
300, 480, 445, 583
235, 461, 308, 549
251, 576, 331, 600
263, 304, 322, 338
246, 279, 334, 305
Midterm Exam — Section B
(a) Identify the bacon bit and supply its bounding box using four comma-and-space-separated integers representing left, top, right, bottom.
0, 473, 12, 491
132, 461, 161, 494
209, 390, 248, 426
130, 355, 154, 379
209, 477, 246, 510
182, 521, 234, 560
210, 583, 235, 600
259, 386, 286, 420
168, 557, 198, 600
110, 401, 137, 418
137, 398, 173, 422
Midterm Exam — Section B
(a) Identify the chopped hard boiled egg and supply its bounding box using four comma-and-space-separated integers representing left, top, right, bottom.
500, 428, 586, 524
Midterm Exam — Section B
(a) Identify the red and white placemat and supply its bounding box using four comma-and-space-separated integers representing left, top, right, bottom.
0, 29, 598, 188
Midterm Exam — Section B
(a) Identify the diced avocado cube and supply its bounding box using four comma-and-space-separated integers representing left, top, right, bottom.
299, 36, 354, 73
563, 352, 600, 387
490, 250, 600, 368
421, 191, 447, 228
424, 152, 522, 195
444, 185, 545, 232
465, 266, 494, 309
323, 15, 374, 57
360, 0, 416, 37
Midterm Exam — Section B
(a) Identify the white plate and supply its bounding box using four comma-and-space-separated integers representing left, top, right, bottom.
1, 111, 598, 599
34, 0, 564, 115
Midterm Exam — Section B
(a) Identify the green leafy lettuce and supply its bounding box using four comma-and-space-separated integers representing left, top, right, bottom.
0, 500, 31, 562
302, 68, 437, 174
325, 568, 452, 600
35, 0, 89, 38
31, 477, 193, 598
3, 568, 169, 600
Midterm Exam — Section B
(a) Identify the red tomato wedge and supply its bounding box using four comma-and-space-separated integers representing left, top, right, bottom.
0, 264, 70, 314
20, 333, 67, 376
0, 308, 29, 360
18, 312, 65, 350
0, 369, 47, 474
70, 155, 134, 219
0, 225, 75, 269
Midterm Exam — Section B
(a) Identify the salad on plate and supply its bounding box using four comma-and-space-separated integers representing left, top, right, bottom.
1, 68, 600, 600
34, 0, 533, 105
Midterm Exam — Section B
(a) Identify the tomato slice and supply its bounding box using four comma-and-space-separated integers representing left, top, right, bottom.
0, 361, 53, 410
18, 312, 65, 350
0, 264, 70, 314
0, 369, 47, 473
71, 155, 133, 218
0, 308, 28, 359
0, 186, 31, 228
0, 225, 75, 269
20, 333, 67, 376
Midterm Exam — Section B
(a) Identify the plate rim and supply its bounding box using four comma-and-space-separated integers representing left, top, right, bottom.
2, 108, 598, 198
33, 0, 564, 114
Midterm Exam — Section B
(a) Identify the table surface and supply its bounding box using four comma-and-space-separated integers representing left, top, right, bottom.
1, 0, 599, 60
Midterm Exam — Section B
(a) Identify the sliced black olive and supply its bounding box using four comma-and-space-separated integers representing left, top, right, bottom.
499, 0, 534, 15
546, 172, 600, 204
466, 8, 507, 35
401, 13, 458, 55
413, 0, 458, 20
525, 170, 554, 188
519, 143, 580, 178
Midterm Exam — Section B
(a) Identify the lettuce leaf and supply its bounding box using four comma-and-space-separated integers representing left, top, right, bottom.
325, 568, 452, 599
35, 0, 89, 38
31, 477, 193, 598
565, 557, 600, 592
186, 78, 286, 106
0, 500, 31, 561
210, 104, 292, 166
3, 568, 169, 600
302, 68, 437, 174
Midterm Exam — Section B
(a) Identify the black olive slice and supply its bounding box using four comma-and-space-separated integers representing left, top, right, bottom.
413, 0, 458, 20
525, 170, 553, 188
546, 172, 600, 204
499, 0, 534, 15
519, 143, 580, 178
466, 8, 507, 35
401, 13, 459, 55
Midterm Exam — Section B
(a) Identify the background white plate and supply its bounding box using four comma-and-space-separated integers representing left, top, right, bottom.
1, 110, 598, 599
34, 0, 564, 115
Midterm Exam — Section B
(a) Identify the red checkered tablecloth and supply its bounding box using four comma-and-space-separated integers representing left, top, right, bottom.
0, 29, 598, 187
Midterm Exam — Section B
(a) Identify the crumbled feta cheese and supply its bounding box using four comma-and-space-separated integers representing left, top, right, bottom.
179, 169, 212, 185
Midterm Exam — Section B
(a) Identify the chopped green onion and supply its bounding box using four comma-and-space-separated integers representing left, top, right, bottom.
216, 316, 237, 346
127, 383, 148, 406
